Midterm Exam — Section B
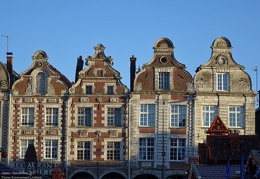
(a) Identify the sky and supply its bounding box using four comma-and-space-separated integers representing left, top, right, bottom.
1, 1, 260, 103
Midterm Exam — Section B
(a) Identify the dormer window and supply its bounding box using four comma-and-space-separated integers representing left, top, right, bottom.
159, 72, 170, 90
36, 72, 47, 94
217, 73, 229, 91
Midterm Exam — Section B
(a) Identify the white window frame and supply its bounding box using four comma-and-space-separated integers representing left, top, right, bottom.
229, 106, 244, 128
217, 73, 229, 91
77, 141, 91, 160
159, 72, 170, 90
21, 107, 34, 126
20, 139, 34, 159
202, 106, 218, 127
139, 138, 155, 161
77, 107, 92, 126
45, 108, 58, 127
170, 105, 187, 128
170, 138, 186, 161
139, 104, 155, 127
45, 139, 58, 159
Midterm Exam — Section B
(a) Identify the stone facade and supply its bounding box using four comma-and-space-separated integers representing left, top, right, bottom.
193, 37, 255, 150
129, 38, 194, 179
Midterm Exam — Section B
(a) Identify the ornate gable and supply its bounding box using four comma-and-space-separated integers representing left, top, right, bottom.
206, 116, 229, 136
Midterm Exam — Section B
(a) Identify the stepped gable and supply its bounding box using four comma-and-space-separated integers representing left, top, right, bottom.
70, 44, 128, 95
206, 116, 229, 136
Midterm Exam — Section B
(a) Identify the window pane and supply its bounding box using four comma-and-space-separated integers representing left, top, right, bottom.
78, 108, 92, 126
170, 138, 185, 161
139, 104, 155, 127
139, 138, 154, 160
107, 108, 121, 126
159, 72, 170, 90
171, 105, 186, 127
36, 72, 46, 94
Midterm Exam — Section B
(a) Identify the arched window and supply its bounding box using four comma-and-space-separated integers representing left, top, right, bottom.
36, 72, 47, 94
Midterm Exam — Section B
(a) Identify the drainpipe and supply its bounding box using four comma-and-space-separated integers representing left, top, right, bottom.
128, 98, 132, 179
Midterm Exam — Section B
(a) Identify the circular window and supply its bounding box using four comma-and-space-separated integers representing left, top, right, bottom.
160, 57, 167, 63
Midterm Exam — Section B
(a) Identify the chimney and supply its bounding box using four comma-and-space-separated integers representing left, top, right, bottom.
75, 56, 83, 82
6, 52, 13, 86
130, 55, 136, 92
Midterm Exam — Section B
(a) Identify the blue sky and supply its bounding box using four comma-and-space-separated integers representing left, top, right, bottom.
1, 1, 260, 96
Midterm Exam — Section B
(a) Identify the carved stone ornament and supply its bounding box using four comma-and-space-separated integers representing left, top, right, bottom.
69, 88, 75, 94
217, 41, 227, 48
78, 130, 88, 137
96, 98, 102, 103
26, 84, 33, 95
47, 130, 57, 135
48, 84, 55, 95
48, 99, 56, 103
23, 129, 32, 135
80, 97, 89, 102
238, 78, 250, 91
0, 80, 8, 87
12, 89, 19, 96
217, 55, 227, 66
186, 83, 194, 92
108, 130, 118, 137
24, 98, 32, 103
109, 98, 118, 103
95, 130, 101, 138
134, 83, 142, 91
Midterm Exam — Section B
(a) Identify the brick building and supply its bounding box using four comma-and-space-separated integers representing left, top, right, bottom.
67, 44, 129, 179
0, 36, 257, 179
8, 50, 72, 176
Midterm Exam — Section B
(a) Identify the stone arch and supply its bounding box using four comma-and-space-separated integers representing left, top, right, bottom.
133, 174, 158, 179
69, 169, 97, 179
99, 169, 127, 179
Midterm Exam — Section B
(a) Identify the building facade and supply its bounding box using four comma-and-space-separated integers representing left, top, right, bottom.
193, 37, 255, 150
129, 38, 194, 179
0, 36, 257, 179
8, 50, 71, 176
67, 44, 129, 179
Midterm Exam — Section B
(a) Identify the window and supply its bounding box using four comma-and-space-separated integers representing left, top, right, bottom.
229, 106, 244, 127
78, 108, 92, 126
170, 138, 185, 161
45, 140, 58, 159
139, 138, 154, 160
202, 106, 217, 127
46, 108, 58, 126
36, 72, 47, 94
107, 108, 121, 126
21, 108, 34, 126
159, 72, 170, 90
86, 86, 92, 94
107, 142, 120, 160
20, 140, 34, 159
107, 86, 114, 95
140, 104, 155, 127
171, 105, 187, 127
217, 73, 229, 91
77, 141, 91, 160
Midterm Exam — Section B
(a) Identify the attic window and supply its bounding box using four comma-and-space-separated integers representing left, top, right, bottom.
160, 57, 167, 64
